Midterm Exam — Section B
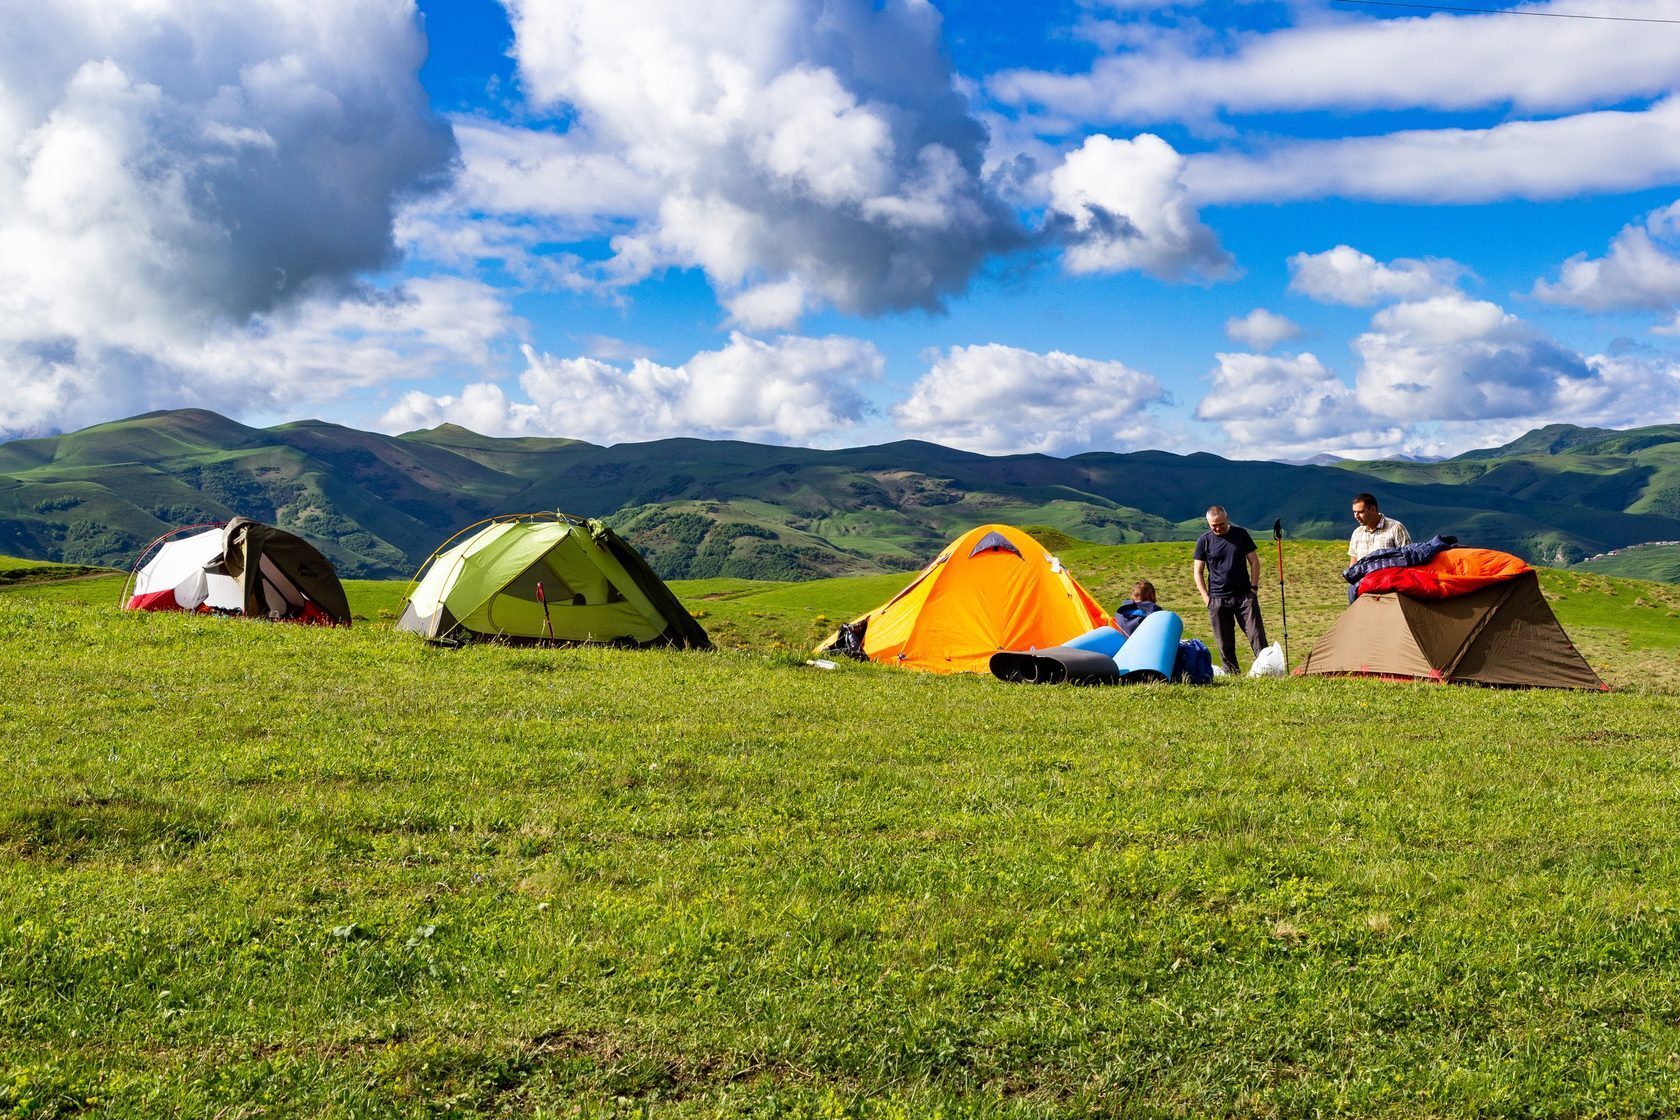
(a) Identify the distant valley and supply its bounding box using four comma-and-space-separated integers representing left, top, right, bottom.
3, 409, 1680, 582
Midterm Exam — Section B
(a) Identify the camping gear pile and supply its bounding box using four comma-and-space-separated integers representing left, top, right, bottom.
989, 610, 1217, 686
124, 517, 351, 626
397, 513, 710, 648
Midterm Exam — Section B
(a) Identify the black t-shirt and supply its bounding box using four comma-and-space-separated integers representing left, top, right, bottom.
1194, 525, 1257, 596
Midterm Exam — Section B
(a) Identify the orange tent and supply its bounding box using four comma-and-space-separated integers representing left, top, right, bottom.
831, 524, 1109, 674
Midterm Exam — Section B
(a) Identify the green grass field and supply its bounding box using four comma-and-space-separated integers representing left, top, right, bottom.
1573, 543, 1680, 584
6, 543, 1680, 1116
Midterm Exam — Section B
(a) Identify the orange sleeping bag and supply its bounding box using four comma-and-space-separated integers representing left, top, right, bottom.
1357, 548, 1532, 599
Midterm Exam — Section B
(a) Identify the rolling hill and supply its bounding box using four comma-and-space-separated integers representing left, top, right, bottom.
1572, 541, 1680, 582
4, 410, 1680, 580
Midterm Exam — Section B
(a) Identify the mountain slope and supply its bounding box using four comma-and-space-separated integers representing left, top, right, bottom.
5, 411, 1680, 580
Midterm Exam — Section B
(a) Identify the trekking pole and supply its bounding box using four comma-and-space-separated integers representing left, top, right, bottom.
536, 581, 555, 645
1272, 519, 1289, 669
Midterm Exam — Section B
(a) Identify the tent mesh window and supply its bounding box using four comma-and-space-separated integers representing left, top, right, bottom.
968, 531, 1023, 558
501, 563, 580, 605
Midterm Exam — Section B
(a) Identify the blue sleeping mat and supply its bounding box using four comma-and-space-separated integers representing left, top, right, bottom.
1111, 609, 1182, 682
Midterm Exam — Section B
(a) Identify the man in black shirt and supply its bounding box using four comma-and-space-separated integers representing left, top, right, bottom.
1191, 504, 1268, 675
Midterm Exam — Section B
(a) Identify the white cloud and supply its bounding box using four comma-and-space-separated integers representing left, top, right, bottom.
380, 332, 882, 445
1185, 99, 1680, 205
1197, 293, 1680, 459
576, 335, 658, 363
394, 117, 658, 285
1552, 353, 1680, 426
1288, 246, 1464, 307
991, 2, 1680, 123
1194, 351, 1403, 460
724, 278, 813, 333
1224, 309, 1302, 351
893, 343, 1169, 455
0, 278, 519, 437
0, 0, 457, 435
1534, 200, 1680, 313
1046, 134, 1233, 281
1354, 294, 1597, 422
498, 0, 1022, 325
1383, 351, 1680, 457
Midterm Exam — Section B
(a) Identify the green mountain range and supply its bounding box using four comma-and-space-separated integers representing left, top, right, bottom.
4, 409, 1680, 581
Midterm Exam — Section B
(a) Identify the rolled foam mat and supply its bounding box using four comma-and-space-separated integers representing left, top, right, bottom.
989, 646, 1123, 685
1111, 609, 1183, 682
1062, 624, 1126, 657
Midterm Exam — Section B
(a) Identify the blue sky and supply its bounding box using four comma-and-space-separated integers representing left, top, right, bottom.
5, 0, 1680, 460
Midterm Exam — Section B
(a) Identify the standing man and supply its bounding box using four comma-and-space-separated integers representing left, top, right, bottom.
1348, 492, 1410, 602
1192, 505, 1268, 675
1349, 492, 1410, 561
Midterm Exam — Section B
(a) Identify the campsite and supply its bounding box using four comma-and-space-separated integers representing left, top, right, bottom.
15, 0, 1680, 1110
6, 535, 1680, 1116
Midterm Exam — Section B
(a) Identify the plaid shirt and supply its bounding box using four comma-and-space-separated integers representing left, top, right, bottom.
1349, 515, 1410, 561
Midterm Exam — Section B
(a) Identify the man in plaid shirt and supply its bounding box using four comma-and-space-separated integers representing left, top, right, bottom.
1347, 493, 1410, 602
1349, 492, 1410, 561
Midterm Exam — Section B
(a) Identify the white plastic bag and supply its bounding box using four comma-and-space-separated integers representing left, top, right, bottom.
1248, 642, 1286, 678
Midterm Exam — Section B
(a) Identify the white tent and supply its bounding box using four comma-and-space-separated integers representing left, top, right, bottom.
126, 528, 242, 612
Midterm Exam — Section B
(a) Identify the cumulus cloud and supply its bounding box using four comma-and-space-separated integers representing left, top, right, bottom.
1224, 309, 1302, 351
394, 118, 656, 286
1550, 353, 1680, 425
1045, 134, 1233, 281
1380, 349, 1680, 458
893, 343, 1170, 455
1197, 292, 1680, 458
1, 0, 454, 335
1185, 99, 1680, 205
1534, 200, 1680, 313
380, 332, 882, 445
0, 278, 518, 436
0, 0, 457, 434
1194, 351, 1402, 460
499, 0, 1023, 327
991, 2, 1680, 124
1353, 294, 1596, 422
1288, 246, 1464, 307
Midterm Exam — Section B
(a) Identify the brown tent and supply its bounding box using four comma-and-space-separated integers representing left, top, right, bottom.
1297, 570, 1605, 689
215, 516, 353, 626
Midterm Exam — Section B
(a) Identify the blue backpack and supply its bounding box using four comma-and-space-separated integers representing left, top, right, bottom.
1173, 639, 1213, 685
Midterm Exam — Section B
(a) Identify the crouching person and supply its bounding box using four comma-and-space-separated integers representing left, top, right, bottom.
1114, 580, 1162, 637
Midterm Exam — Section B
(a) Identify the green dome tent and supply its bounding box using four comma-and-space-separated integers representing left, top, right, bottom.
397, 514, 710, 648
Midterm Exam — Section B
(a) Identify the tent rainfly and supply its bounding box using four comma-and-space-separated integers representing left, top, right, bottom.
125, 517, 351, 626
1297, 569, 1605, 689
822, 523, 1109, 674
397, 514, 710, 648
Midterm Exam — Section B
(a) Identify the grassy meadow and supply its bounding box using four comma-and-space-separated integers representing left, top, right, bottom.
5, 540, 1680, 1117
1573, 543, 1680, 585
